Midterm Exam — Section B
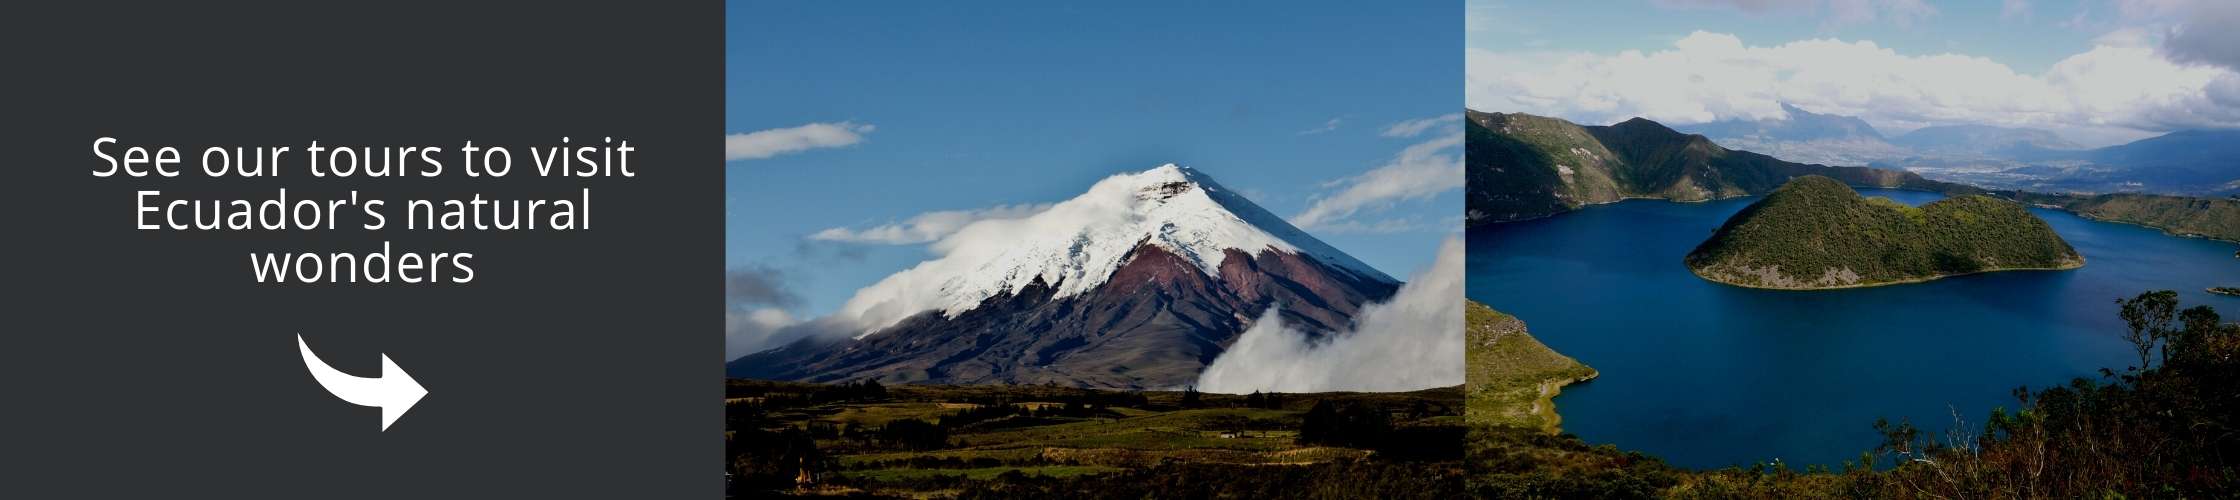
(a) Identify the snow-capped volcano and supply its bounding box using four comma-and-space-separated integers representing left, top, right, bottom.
731, 164, 1401, 389
834, 164, 1394, 337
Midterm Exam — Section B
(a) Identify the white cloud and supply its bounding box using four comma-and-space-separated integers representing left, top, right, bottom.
725, 122, 875, 161
810, 203, 1052, 245
1304, 217, 1430, 234
1298, 117, 1343, 135
1196, 235, 1464, 394
726, 307, 800, 360
1381, 113, 1463, 137
1292, 134, 1463, 229
1467, 30, 2239, 146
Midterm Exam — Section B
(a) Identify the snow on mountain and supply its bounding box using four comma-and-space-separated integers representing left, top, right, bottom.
833, 164, 1395, 338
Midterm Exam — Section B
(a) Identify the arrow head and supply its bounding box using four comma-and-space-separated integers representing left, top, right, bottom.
379, 354, 428, 431
299, 334, 430, 432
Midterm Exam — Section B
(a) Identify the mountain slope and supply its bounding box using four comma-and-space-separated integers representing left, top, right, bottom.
1685, 176, 2082, 289
2006, 190, 2240, 242
730, 165, 1401, 389
1465, 110, 1971, 225
1892, 124, 2081, 158
1465, 301, 1593, 434
1464, 111, 1621, 222
2083, 130, 2240, 192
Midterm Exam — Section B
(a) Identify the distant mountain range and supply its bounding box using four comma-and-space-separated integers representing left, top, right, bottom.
2079, 130, 2240, 191
1667, 103, 2240, 195
1678, 103, 1907, 166
729, 165, 1400, 389
1891, 124, 2082, 158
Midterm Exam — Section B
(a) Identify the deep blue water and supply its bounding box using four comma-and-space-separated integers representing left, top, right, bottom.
1465, 190, 2240, 470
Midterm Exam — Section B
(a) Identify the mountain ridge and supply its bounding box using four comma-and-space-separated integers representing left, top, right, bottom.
1673, 103, 1904, 165
1465, 109, 1971, 225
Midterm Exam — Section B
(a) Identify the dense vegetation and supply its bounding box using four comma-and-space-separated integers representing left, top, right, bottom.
723, 379, 1462, 497
2004, 190, 2240, 242
1467, 291, 2240, 498
946, 461, 1466, 499
1465, 301, 1596, 433
1686, 176, 2082, 289
1464, 110, 1971, 226
1465, 112, 1592, 223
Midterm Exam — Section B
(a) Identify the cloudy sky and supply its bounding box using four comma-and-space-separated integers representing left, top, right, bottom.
1468, 0, 2240, 147
726, 2, 1460, 357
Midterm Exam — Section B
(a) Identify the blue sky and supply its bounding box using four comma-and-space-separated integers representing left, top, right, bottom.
1467, 0, 2240, 147
1469, 0, 2100, 73
725, 1, 1461, 352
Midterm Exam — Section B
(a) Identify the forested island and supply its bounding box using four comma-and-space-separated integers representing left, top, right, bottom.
1685, 176, 2083, 289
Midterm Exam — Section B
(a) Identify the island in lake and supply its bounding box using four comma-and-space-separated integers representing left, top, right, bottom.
1685, 175, 2084, 290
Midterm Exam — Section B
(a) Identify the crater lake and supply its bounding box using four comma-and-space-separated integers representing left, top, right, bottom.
1465, 189, 2240, 469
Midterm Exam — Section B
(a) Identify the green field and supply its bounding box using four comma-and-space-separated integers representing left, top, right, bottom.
726, 379, 1462, 498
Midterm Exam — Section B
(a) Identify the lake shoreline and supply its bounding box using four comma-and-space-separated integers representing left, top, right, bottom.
1468, 188, 2240, 469
1687, 258, 2088, 291
2061, 211, 2240, 245
1534, 370, 1598, 435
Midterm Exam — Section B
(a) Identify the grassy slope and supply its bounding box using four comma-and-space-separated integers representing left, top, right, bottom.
1465, 110, 1618, 223
1687, 176, 2083, 289
1465, 301, 1597, 433
2007, 191, 2240, 243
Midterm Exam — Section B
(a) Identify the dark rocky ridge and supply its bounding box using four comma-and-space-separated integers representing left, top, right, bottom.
1465, 110, 1972, 225
728, 243, 1398, 389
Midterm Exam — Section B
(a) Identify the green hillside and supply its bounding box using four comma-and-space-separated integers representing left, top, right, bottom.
1465, 110, 1971, 225
2004, 191, 2240, 243
1465, 301, 1595, 433
1686, 176, 2083, 289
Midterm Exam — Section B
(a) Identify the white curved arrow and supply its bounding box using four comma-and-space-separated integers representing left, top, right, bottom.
296, 334, 428, 431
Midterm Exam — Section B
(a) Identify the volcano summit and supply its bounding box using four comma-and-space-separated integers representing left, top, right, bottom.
728, 165, 1400, 389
